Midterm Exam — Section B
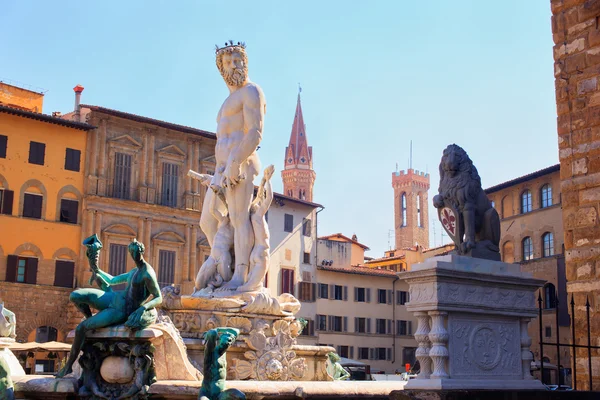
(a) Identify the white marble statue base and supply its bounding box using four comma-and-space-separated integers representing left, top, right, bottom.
0, 338, 25, 376
398, 254, 546, 391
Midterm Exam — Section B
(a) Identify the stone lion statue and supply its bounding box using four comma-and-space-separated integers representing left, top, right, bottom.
432, 144, 501, 261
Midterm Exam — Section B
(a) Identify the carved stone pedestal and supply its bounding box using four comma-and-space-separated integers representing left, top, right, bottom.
66, 317, 201, 399
398, 255, 546, 390
161, 289, 334, 381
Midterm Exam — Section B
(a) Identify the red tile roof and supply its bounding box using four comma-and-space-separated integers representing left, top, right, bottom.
0, 104, 94, 131
81, 104, 216, 139
317, 265, 397, 278
318, 233, 370, 250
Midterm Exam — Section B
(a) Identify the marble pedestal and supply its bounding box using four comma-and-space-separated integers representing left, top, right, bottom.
161, 290, 334, 381
398, 255, 546, 390
0, 338, 25, 376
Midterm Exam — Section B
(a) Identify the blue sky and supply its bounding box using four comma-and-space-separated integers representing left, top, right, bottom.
1, 1, 557, 257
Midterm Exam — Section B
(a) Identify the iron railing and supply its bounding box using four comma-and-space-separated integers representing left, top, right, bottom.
538, 291, 600, 390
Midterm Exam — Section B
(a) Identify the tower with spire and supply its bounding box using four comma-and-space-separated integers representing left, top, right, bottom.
282, 89, 316, 202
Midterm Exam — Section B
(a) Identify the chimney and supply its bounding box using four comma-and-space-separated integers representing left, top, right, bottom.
73, 84, 84, 122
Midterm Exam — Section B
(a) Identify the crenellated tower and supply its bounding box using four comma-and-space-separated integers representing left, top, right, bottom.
392, 168, 430, 249
282, 92, 316, 201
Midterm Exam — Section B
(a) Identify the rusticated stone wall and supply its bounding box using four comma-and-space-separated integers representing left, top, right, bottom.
551, 0, 600, 390
0, 282, 80, 342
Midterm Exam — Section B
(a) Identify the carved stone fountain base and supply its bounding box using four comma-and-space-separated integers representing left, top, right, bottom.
161, 289, 334, 382
66, 316, 201, 399
398, 255, 546, 390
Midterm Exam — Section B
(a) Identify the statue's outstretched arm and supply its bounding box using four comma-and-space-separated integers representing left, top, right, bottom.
96, 269, 130, 285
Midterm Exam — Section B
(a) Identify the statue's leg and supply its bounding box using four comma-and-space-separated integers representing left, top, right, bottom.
237, 247, 267, 293
70, 288, 113, 318
200, 189, 218, 247
56, 305, 125, 378
223, 178, 255, 290
195, 257, 217, 291
219, 388, 246, 400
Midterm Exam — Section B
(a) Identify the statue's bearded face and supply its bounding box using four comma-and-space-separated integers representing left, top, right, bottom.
217, 50, 248, 87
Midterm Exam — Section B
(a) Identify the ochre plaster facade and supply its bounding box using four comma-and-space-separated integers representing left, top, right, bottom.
487, 165, 570, 385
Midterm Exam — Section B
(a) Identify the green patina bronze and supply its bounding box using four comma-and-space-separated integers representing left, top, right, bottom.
55, 234, 162, 378
199, 328, 245, 400
326, 352, 350, 381
0, 356, 14, 400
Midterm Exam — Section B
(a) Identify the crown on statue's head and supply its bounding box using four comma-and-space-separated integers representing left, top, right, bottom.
215, 40, 246, 55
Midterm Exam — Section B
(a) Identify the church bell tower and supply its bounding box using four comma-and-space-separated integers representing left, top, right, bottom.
282, 91, 316, 201
392, 168, 430, 249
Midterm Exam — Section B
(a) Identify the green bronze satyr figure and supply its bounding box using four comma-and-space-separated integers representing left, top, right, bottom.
55, 235, 162, 378
326, 352, 350, 381
199, 328, 245, 400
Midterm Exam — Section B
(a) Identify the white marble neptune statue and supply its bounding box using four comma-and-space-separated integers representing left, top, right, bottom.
191, 41, 270, 295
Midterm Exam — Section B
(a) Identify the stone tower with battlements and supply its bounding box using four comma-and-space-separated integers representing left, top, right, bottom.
392, 168, 430, 250
282, 92, 316, 201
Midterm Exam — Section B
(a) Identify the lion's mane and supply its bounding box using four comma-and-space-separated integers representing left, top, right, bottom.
438, 144, 482, 208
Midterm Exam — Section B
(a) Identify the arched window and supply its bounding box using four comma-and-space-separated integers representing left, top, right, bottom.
544, 283, 557, 309
540, 184, 552, 208
501, 195, 511, 218
35, 326, 58, 343
521, 190, 532, 213
502, 241, 514, 263
417, 194, 422, 227
401, 193, 407, 227
522, 236, 533, 261
542, 232, 554, 257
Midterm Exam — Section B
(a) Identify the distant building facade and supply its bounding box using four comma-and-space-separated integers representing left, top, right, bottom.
486, 164, 570, 385
0, 82, 93, 373
293, 234, 419, 374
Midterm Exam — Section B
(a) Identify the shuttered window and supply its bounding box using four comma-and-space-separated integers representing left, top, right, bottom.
302, 218, 311, 237
298, 282, 316, 302
23, 193, 43, 219
113, 152, 132, 199
54, 260, 75, 288
6, 255, 38, 284
318, 283, 328, 299
109, 244, 128, 289
284, 214, 293, 232
59, 199, 79, 224
0, 189, 13, 215
299, 319, 315, 336
161, 163, 179, 207
281, 269, 294, 295
65, 148, 81, 172
0, 135, 7, 158
28, 141, 45, 165
158, 250, 176, 288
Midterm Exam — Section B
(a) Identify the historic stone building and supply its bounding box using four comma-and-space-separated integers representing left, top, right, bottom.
282, 93, 316, 202
311, 234, 418, 375
67, 101, 217, 295
392, 168, 430, 250
486, 164, 570, 386
0, 82, 93, 373
550, 0, 600, 389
